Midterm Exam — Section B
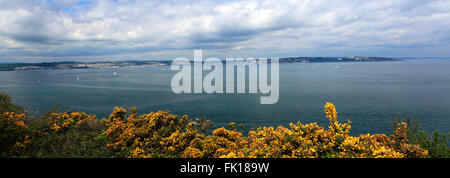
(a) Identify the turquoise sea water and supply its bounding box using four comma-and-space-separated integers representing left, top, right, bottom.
1, 59, 449, 135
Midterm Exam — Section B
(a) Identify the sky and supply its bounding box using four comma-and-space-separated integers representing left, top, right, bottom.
0, 0, 449, 62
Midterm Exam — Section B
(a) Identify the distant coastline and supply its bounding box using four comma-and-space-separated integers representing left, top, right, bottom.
0, 56, 398, 71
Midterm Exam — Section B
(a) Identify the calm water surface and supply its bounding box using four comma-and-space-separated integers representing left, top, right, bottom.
1, 59, 449, 135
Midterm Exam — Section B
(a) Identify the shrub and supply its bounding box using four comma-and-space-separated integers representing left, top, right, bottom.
0, 93, 24, 114
103, 107, 207, 158
22, 111, 115, 158
104, 102, 430, 158
0, 112, 29, 157
393, 118, 449, 158
0, 92, 443, 158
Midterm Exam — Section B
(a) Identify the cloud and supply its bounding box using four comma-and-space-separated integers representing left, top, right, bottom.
0, 0, 449, 62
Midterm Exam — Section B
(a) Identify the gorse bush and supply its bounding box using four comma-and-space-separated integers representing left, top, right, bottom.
0, 93, 447, 158
0, 93, 29, 156
0, 101, 115, 157
21, 111, 115, 158
101, 102, 429, 158
102, 107, 201, 158
394, 118, 449, 158
0, 93, 23, 114
0, 112, 29, 156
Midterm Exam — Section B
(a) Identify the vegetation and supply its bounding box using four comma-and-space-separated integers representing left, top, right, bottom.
0, 93, 24, 113
0, 93, 448, 158
393, 117, 449, 158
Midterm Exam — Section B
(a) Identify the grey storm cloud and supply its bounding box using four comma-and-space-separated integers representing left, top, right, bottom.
0, 0, 449, 62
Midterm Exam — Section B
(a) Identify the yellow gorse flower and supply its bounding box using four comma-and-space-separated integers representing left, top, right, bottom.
1, 102, 427, 158
99, 102, 428, 158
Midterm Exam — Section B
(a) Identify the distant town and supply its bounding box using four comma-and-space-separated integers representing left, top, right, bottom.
0, 56, 397, 71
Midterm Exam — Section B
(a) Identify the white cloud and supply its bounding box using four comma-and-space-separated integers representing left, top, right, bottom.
0, 0, 449, 62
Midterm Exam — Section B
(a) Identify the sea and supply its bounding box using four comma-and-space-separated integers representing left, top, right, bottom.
1, 58, 449, 136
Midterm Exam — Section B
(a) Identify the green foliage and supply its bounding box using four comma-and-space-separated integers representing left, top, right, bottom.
0, 93, 24, 113
0, 93, 117, 158
23, 115, 116, 158
393, 117, 449, 158
0, 112, 28, 157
